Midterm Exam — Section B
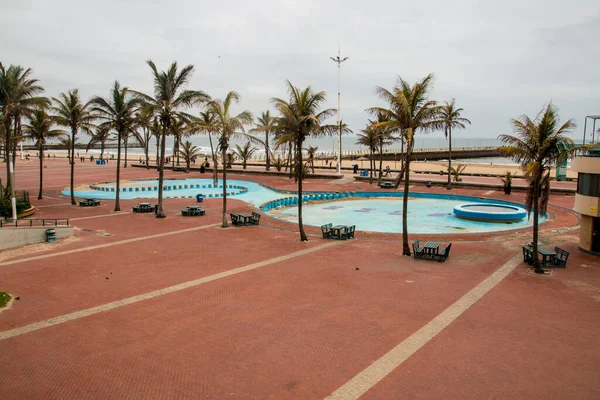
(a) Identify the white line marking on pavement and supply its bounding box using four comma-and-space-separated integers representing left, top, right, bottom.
0, 222, 220, 267
70, 212, 131, 221
483, 190, 495, 196
325, 252, 523, 400
0, 241, 343, 340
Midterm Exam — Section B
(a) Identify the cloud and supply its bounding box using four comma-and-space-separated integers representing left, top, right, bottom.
1, 0, 599, 140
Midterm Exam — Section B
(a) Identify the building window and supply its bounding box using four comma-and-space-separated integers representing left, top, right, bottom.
577, 173, 600, 197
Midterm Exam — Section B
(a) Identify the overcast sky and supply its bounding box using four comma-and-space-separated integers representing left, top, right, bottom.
2, 0, 599, 140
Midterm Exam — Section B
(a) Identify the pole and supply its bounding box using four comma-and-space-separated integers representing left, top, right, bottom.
9, 157, 17, 220
583, 117, 587, 145
337, 60, 341, 174
330, 49, 348, 175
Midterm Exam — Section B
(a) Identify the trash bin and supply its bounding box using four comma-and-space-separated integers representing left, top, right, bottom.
196, 194, 204, 203
46, 229, 56, 243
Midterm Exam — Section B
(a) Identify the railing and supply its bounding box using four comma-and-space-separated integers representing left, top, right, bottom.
0, 218, 70, 228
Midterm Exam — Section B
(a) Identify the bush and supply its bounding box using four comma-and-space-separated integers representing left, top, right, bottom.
0, 198, 31, 217
0, 292, 11, 309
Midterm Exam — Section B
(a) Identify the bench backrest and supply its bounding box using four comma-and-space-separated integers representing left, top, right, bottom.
443, 243, 452, 257
554, 247, 569, 260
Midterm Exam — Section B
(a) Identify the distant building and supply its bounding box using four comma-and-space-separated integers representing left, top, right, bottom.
571, 146, 600, 255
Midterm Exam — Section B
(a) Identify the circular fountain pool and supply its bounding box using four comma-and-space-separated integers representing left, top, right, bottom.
453, 203, 527, 222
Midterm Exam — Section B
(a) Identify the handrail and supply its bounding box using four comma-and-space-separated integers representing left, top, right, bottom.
0, 218, 70, 228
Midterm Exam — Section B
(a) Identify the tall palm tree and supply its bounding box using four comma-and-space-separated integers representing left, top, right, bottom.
305, 145, 319, 173
90, 81, 140, 211
133, 106, 154, 168
499, 104, 581, 273
356, 124, 379, 184
233, 142, 257, 169
170, 116, 190, 168
179, 140, 201, 170
0, 63, 48, 189
250, 111, 276, 170
22, 105, 66, 199
206, 91, 253, 227
86, 125, 112, 160
134, 60, 209, 218
191, 111, 220, 186
440, 99, 471, 190
272, 81, 335, 241
52, 89, 95, 205
369, 74, 442, 255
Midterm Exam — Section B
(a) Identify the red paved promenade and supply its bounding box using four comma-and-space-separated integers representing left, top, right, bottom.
0, 159, 598, 399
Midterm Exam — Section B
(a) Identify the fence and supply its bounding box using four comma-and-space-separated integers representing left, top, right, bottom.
0, 218, 70, 228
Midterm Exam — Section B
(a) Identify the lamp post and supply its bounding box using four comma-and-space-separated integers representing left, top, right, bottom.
330, 48, 348, 175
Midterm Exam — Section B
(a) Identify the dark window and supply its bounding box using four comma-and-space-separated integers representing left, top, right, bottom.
577, 173, 600, 197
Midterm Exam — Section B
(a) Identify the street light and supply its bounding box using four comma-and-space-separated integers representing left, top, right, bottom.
330, 48, 348, 174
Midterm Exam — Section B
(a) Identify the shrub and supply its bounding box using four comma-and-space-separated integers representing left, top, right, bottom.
0, 198, 31, 217
0, 292, 11, 309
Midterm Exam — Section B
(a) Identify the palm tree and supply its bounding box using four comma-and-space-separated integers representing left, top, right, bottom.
206, 91, 253, 227
272, 81, 335, 241
170, 116, 190, 168
250, 111, 276, 170
90, 81, 140, 211
134, 60, 209, 218
191, 111, 220, 186
52, 89, 96, 205
179, 140, 201, 170
133, 106, 154, 168
233, 142, 257, 169
499, 103, 581, 273
0, 63, 48, 189
356, 124, 379, 184
305, 145, 319, 173
22, 105, 65, 199
86, 125, 112, 160
440, 99, 471, 190
369, 74, 442, 256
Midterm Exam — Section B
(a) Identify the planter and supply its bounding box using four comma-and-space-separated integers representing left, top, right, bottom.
17, 205, 36, 218
504, 185, 512, 195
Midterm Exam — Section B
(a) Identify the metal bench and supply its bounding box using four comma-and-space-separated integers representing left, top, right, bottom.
321, 223, 333, 239
342, 225, 356, 239
250, 212, 261, 225
554, 247, 569, 267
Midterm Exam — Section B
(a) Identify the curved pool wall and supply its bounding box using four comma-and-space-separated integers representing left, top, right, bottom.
66, 178, 538, 234
453, 203, 528, 222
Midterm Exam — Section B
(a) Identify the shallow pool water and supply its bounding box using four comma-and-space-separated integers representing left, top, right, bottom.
273, 198, 539, 234
66, 178, 539, 234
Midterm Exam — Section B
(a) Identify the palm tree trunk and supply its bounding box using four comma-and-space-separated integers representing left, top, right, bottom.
144, 128, 150, 169
400, 135, 405, 173
124, 135, 128, 168
38, 145, 43, 200
447, 127, 453, 190
532, 175, 542, 273
378, 139, 383, 185
265, 132, 270, 171
288, 144, 294, 179
5, 118, 12, 189
297, 137, 308, 241
402, 133, 413, 256
369, 151, 373, 184
221, 145, 228, 228
100, 142, 105, 160
176, 134, 180, 166
208, 131, 218, 186
156, 126, 167, 218
115, 130, 122, 212
70, 128, 76, 205
155, 135, 159, 165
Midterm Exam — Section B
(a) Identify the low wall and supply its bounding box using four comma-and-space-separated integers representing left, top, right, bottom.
0, 226, 74, 250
